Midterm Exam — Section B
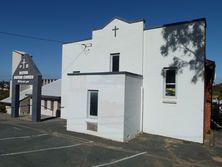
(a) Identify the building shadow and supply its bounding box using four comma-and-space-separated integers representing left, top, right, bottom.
40, 110, 60, 122
41, 116, 58, 122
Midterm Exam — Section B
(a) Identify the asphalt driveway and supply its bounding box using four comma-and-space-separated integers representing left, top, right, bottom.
0, 113, 221, 167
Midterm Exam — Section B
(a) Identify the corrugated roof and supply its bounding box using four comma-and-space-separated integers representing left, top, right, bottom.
29, 79, 61, 97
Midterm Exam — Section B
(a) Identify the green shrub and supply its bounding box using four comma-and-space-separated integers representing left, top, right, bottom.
0, 104, 6, 113
213, 83, 222, 99
0, 90, 9, 113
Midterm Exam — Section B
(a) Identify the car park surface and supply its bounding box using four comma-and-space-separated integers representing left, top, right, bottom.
0, 113, 222, 167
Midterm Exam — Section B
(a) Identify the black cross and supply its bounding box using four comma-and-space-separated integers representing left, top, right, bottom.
112, 26, 119, 37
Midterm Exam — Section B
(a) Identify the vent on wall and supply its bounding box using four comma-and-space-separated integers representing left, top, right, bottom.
87, 122, 97, 131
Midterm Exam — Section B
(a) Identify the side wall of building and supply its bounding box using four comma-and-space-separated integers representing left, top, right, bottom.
124, 75, 142, 141
65, 74, 126, 142
30, 99, 60, 117
40, 100, 60, 117
143, 21, 206, 143
61, 39, 92, 119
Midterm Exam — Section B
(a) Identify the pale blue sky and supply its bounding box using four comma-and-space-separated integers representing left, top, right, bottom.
0, 0, 221, 83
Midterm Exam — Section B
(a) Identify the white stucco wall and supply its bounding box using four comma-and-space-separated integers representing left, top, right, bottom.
10, 51, 22, 97
92, 19, 144, 74
62, 18, 206, 143
64, 73, 142, 142
143, 22, 205, 143
40, 100, 59, 117
124, 75, 142, 141
62, 19, 144, 74
6, 106, 11, 114
12, 51, 22, 76
65, 74, 125, 142
62, 19, 144, 119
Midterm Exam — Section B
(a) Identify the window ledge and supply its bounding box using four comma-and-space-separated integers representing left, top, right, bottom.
86, 118, 98, 123
162, 98, 177, 104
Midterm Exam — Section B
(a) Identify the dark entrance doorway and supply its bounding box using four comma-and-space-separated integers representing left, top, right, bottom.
11, 54, 42, 122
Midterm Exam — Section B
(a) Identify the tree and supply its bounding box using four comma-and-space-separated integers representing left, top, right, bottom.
213, 83, 222, 99
160, 21, 205, 83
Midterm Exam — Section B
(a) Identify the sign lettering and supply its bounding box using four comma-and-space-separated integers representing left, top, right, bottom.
19, 71, 28, 75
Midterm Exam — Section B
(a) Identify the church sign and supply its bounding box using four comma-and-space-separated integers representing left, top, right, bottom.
11, 54, 42, 122
13, 56, 38, 84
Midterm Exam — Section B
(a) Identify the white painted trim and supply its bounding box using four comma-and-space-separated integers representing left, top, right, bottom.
12, 127, 22, 131
162, 98, 177, 104
162, 68, 177, 103
0, 136, 30, 141
140, 87, 144, 131
92, 152, 147, 167
0, 141, 93, 157
0, 134, 47, 141
86, 118, 98, 123
110, 53, 120, 72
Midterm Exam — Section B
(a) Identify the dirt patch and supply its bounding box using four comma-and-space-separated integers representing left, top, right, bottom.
164, 138, 184, 149
212, 156, 222, 163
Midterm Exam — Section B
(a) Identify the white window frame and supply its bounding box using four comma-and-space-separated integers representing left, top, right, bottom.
87, 90, 98, 119
163, 68, 177, 103
110, 53, 120, 72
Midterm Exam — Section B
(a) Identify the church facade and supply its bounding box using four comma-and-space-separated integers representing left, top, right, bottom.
61, 17, 213, 143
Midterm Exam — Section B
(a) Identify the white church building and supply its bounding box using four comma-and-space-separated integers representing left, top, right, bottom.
61, 17, 215, 143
